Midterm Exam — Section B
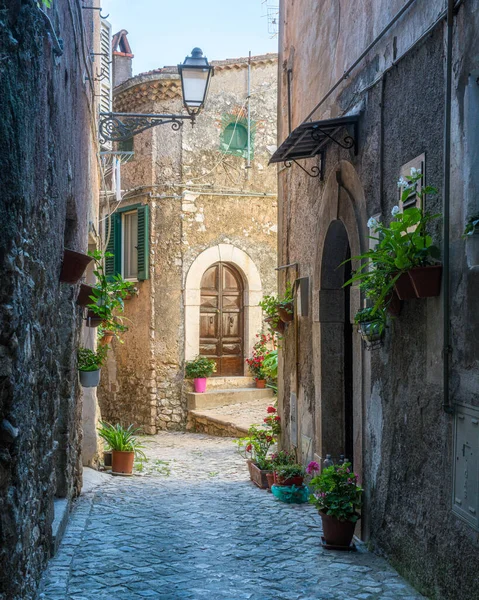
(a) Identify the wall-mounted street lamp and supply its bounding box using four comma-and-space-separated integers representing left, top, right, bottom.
99, 48, 214, 143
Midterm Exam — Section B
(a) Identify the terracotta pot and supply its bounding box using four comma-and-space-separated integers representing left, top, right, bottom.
103, 451, 112, 468
76, 284, 95, 307
112, 450, 135, 475
264, 316, 285, 334
277, 303, 294, 323
194, 377, 207, 393
100, 332, 115, 346
247, 460, 270, 489
408, 265, 442, 298
85, 310, 102, 328
78, 369, 101, 388
320, 512, 357, 548
60, 249, 92, 284
386, 290, 402, 316
266, 472, 275, 490
256, 379, 266, 389
394, 272, 417, 300
273, 472, 304, 487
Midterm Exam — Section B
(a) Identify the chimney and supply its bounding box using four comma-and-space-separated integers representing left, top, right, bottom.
112, 29, 134, 87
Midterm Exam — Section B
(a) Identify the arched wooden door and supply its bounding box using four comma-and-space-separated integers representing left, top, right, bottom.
199, 263, 244, 376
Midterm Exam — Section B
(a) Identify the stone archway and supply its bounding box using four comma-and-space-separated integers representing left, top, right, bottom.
184, 244, 263, 374
312, 161, 365, 480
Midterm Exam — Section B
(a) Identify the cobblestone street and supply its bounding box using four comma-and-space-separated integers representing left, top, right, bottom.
39, 433, 425, 600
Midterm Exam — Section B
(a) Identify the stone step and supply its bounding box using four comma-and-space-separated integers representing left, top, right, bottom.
186, 397, 274, 438
186, 376, 256, 391
187, 387, 273, 410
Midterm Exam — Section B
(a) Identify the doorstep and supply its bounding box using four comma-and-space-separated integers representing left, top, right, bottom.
50, 498, 70, 557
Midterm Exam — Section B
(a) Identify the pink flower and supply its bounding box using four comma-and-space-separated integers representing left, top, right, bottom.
306, 461, 320, 475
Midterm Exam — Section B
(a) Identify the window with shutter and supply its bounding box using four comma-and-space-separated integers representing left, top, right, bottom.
104, 213, 121, 278
99, 20, 112, 151
137, 205, 149, 281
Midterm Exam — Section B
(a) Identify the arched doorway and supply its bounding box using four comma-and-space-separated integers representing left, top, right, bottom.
200, 263, 244, 376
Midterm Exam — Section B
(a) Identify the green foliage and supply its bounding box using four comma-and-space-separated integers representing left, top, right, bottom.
77, 346, 107, 372
309, 463, 363, 523
463, 213, 479, 238
262, 349, 278, 379
246, 333, 274, 379
270, 450, 296, 468
185, 355, 216, 378
86, 250, 136, 340
235, 406, 281, 468
97, 422, 146, 458
275, 463, 305, 478
259, 282, 294, 321
41, 0, 52, 7
277, 281, 294, 312
344, 171, 441, 314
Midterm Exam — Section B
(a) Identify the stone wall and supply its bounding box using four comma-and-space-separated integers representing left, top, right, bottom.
0, 1, 100, 598
98, 56, 278, 432
277, 1, 479, 599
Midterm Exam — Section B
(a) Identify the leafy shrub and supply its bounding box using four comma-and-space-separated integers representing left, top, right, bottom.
185, 355, 216, 378
308, 462, 362, 523
77, 346, 107, 371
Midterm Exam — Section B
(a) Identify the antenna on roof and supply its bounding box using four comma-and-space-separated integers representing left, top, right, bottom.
261, 1, 279, 38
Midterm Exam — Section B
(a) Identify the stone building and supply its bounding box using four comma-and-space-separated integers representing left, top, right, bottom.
0, 1, 105, 598
98, 44, 278, 433
273, 1, 478, 598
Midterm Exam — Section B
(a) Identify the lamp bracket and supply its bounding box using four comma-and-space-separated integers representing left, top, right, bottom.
99, 112, 195, 143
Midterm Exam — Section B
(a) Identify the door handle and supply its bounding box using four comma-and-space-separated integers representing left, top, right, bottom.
210, 316, 214, 324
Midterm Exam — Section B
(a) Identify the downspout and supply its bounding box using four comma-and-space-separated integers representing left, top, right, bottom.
443, 0, 454, 414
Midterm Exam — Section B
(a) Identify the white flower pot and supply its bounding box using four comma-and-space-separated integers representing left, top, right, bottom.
79, 369, 101, 388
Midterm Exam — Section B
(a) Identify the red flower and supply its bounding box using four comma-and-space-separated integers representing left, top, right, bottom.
246, 444, 252, 452
264, 418, 269, 423
274, 416, 281, 422
266, 435, 273, 443
267, 406, 276, 414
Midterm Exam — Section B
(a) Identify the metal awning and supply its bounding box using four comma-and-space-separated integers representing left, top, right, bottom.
269, 115, 359, 179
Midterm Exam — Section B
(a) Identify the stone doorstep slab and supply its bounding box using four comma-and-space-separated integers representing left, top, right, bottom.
186, 410, 249, 438
50, 498, 70, 557
185, 376, 256, 392
187, 387, 273, 410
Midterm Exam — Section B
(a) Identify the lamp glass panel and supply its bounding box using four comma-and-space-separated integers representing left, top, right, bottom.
182, 69, 209, 107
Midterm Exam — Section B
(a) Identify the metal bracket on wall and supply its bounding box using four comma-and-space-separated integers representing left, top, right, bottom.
81, 5, 110, 19
284, 153, 324, 180
99, 112, 194, 144
310, 121, 358, 155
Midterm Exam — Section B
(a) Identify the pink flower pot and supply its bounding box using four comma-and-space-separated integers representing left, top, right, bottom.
194, 378, 207, 393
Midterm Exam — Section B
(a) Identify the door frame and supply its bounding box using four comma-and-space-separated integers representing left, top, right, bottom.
184, 244, 263, 374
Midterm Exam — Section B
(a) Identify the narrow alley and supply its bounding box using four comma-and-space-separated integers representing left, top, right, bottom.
40, 433, 423, 600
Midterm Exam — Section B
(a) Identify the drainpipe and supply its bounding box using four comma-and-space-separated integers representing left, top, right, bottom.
443, 0, 454, 415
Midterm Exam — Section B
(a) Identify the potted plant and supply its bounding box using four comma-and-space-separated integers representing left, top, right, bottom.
185, 355, 217, 392
77, 346, 107, 387
273, 463, 305, 487
97, 422, 146, 476
236, 406, 281, 489
276, 282, 294, 323
354, 307, 386, 348
308, 461, 362, 549
259, 294, 284, 334
246, 333, 274, 388
462, 213, 479, 238
262, 348, 278, 393
60, 248, 92, 284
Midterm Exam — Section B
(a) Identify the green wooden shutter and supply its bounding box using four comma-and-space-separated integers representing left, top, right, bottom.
137, 205, 149, 280
105, 213, 121, 278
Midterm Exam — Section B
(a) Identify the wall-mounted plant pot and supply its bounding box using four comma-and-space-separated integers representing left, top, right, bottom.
85, 311, 102, 327
112, 450, 134, 475
277, 303, 294, 323
408, 265, 442, 298
394, 272, 417, 300
76, 284, 95, 307
247, 459, 270, 489
255, 379, 266, 389
265, 316, 285, 334
60, 249, 92, 284
386, 291, 402, 316
79, 368, 101, 388
358, 320, 384, 343
194, 377, 207, 393
99, 331, 115, 346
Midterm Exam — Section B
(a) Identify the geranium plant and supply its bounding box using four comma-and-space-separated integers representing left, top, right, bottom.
308, 462, 363, 523
185, 355, 216, 379
245, 333, 274, 381
236, 405, 281, 470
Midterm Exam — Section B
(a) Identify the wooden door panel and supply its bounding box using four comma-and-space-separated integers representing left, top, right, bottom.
200, 263, 244, 376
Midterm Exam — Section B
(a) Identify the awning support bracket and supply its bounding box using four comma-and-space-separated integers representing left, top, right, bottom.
284, 153, 325, 180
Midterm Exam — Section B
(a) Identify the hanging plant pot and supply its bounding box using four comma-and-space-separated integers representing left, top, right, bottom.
99, 331, 115, 346
320, 512, 357, 550
193, 377, 207, 393
265, 316, 285, 334
357, 320, 384, 351
76, 284, 95, 307
85, 310, 102, 328
385, 290, 402, 317
394, 272, 417, 300
277, 302, 294, 323
255, 379, 266, 389
59, 249, 92, 284
408, 265, 442, 298
78, 369, 101, 388
112, 450, 135, 476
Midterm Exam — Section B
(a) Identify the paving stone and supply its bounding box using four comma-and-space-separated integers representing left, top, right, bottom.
39, 432, 426, 599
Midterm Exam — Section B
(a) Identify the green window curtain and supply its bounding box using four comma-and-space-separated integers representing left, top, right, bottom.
104, 212, 121, 278
137, 204, 149, 281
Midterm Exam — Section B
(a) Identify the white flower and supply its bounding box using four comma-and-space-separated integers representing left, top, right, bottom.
397, 177, 408, 189
367, 217, 378, 229
410, 167, 421, 176
391, 205, 400, 216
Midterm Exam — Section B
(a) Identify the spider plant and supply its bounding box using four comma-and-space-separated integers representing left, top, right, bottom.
97, 422, 146, 459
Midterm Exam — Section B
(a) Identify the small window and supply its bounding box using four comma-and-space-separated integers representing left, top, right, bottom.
224, 123, 248, 150
122, 211, 138, 280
